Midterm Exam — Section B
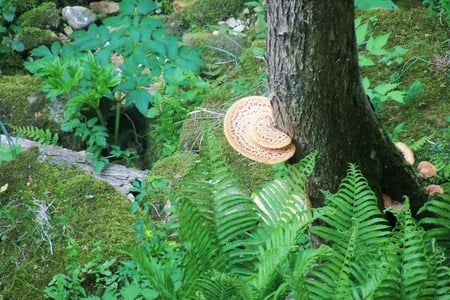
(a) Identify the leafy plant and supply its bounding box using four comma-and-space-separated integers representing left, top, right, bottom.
422, 0, 450, 26
9, 124, 58, 145
41, 137, 450, 299
0, 0, 24, 57
0, 119, 21, 162
25, 0, 206, 171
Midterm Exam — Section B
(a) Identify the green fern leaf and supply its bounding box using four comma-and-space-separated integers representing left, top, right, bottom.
306, 164, 390, 299
376, 199, 445, 299
10, 124, 59, 146
176, 136, 260, 283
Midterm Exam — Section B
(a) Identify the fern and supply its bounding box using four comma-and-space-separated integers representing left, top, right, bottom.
10, 124, 59, 145
176, 136, 261, 283
306, 164, 391, 299
374, 199, 447, 299
249, 151, 320, 296
418, 193, 450, 259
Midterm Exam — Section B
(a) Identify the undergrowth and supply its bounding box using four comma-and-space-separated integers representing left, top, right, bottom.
43, 139, 450, 299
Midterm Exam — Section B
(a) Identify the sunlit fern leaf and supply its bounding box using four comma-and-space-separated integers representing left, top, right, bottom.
176, 136, 260, 283
249, 151, 320, 295
305, 164, 390, 299
375, 199, 444, 299
185, 270, 256, 300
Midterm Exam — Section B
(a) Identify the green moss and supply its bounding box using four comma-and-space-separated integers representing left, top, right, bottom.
0, 75, 62, 141
183, 31, 247, 64
16, 2, 59, 29
356, 8, 449, 143
0, 147, 137, 299
151, 152, 198, 183
19, 27, 55, 50
186, 0, 247, 27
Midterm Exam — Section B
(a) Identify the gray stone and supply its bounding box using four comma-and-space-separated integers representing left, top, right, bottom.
89, 1, 120, 15
62, 6, 97, 30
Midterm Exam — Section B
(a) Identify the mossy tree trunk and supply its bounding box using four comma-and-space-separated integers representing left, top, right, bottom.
266, 0, 426, 215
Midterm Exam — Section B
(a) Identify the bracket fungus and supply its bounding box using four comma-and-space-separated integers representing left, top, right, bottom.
394, 142, 415, 165
223, 96, 295, 164
417, 161, 437, 178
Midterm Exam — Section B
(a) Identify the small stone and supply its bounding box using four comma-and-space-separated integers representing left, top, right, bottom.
226, 17, 240, 28
89, 1, 120, 15
62, 6, 97, 30
63, 26, 73, 36
233, 24, 246, 32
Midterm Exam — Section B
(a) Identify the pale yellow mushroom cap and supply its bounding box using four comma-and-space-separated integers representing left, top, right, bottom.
395, 142, 415, 165
223, 96, 296, 164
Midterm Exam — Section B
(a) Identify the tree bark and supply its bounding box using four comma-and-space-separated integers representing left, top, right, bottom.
266, 0, 426, 214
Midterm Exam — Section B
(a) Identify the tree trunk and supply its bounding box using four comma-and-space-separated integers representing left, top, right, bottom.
266, 0, 426, 215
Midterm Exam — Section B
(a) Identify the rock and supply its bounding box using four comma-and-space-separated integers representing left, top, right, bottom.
173, 0, 197, 12
233, 24, 246, 32
226, 17, 240, 28
62, 6, 97, 30
89, 1, 120, 15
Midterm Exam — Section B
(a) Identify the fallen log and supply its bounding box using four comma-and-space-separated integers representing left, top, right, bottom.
0, 135, 147, 201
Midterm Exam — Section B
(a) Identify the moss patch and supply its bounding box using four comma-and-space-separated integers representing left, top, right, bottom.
0, 147, 137, 299
357, 8, 449, 142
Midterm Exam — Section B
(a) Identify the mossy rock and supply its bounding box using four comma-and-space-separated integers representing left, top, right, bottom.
15, 0, 41, 15
16, 2, 59, 29
0, 75, 82, 149
185, 0, 247, 27
183, 31, 248, 77
19, 27, 56, 51
0, 147, 137, 299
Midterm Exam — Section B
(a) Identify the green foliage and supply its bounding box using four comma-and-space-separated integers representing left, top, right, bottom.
16, 2, 59, 28
9, 124, 58, 145
355, 0, 397, 10
25, 0, 206, 171
355, 18, 422, 112
0, 0, 24, 62
422, 0, 450, 26
0, 119, 21, 161
37, 137, 450, 299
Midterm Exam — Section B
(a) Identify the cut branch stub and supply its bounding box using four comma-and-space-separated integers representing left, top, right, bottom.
223, 96, 296, 164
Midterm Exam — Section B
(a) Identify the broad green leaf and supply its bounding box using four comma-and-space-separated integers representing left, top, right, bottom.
355, 0, 397, 10
137, 0, 156, 14
374, 82, 399, 94
355, 19, 368, 45
358, 54, 375, 67
387, 90, 405, 103
11, 38, 24, 52
127, 89, 152, 116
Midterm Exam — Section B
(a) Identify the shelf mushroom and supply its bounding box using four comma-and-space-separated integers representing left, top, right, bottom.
426, 184, 444, 195
394, 142, 415, 165
223, 96, 295, 164
417, 161, 437, 178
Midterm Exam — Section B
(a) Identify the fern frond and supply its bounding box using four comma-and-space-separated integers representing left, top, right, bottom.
185, 270, 256, 300
249, 151, 319, 295
418, 193, 450, 253
375, 199, 443, 299
305, 164, 390, 299
126, 247, 178, 300
10, 124, 59, 145
176, 136, 260, 283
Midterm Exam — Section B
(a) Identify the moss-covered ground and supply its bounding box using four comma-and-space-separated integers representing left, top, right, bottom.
0, 2, 448, 298
0, 148, 137, 299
